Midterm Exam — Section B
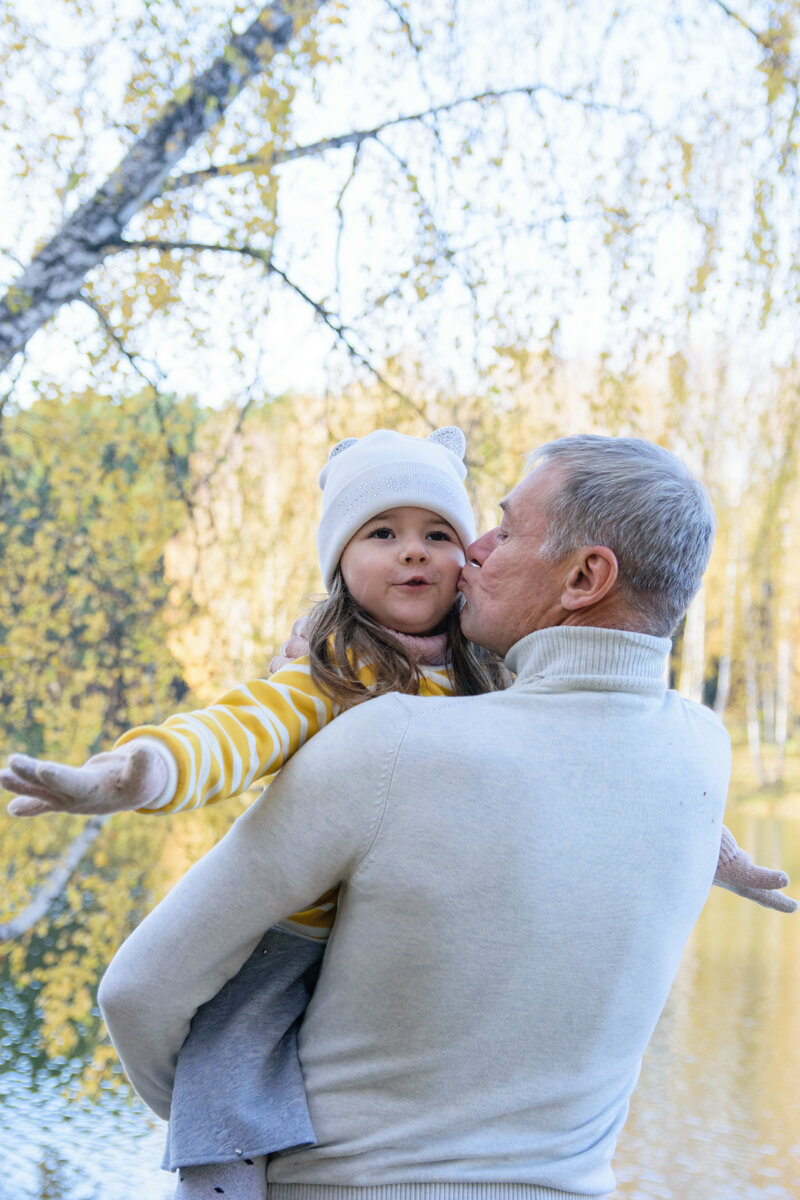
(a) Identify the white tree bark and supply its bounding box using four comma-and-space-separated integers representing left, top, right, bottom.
743, 633, 766, 786
0, 815, 110, 942
679, 584, 706, 703
713, 536, 738, 720
0, 1, 323, 371
775, 629, 791, 780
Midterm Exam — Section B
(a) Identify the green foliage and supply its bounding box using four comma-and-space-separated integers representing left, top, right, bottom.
0, 390, 201, 758
0, 389, 213, 1078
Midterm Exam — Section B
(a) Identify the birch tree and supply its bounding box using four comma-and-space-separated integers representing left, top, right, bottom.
1, 0, 798, 421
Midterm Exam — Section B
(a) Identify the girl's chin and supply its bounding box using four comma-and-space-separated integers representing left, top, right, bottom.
389, 614, 450, 637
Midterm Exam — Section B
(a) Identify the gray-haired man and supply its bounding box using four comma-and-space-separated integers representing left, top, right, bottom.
95, 434, 792, 1200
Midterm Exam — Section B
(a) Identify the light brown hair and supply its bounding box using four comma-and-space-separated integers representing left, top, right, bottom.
306, 569, 510, 709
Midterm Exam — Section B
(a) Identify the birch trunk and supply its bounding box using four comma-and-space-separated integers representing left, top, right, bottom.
0, 816, 110, 942
774, 515, 793, 782
713, 537, 738, 720
774, 630, 791, 782
0, 1, 323, 370
679, 584, 706, 703
743, 635, 766, 786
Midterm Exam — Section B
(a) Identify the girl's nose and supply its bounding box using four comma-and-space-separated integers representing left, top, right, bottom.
399, 538, 429, 561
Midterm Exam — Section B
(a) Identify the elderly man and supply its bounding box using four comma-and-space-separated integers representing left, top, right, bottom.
3, 436, 793, 1200
86, 435, 753, 1199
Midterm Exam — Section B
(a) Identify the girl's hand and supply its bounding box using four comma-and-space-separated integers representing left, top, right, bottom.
2, 744, 168, 817
268, 616, 311, 673
714, 826, 798, 913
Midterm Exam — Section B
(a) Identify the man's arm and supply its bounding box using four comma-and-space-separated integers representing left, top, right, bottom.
97, 694, 409, 1119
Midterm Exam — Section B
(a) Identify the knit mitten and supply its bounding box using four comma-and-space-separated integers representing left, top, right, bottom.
714, 825, 798, 913
174, 1157, 268, 1200
2, 743, 168, 817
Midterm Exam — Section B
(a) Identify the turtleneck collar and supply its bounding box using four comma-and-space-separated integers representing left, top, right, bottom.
381, 626, 449, 667
504, 625, 671, 694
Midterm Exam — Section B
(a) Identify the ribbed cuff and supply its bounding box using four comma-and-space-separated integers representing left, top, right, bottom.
269, 1185, 606, 1200
128, 737, 179, 809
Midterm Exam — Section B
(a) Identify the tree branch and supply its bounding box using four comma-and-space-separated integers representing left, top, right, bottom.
0, 0, 324, 371
80, 292, 197, 515
164, 85, 653, 192
710, 0, 798, 74
709, 0, 772, 48
100, 237, 435, 423
0, 816, 110, 942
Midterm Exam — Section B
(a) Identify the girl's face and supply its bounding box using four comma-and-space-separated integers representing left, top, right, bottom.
340, 506, 466, 635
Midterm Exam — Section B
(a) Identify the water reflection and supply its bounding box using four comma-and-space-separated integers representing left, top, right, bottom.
614, 813, 800, 1199
1, 814, 798, 1200
0, 970, 172, 1200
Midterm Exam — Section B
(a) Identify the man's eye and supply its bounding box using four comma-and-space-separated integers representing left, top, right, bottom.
496, 529, 509, 543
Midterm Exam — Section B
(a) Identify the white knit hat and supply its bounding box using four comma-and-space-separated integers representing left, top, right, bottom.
316, 426, 477, 589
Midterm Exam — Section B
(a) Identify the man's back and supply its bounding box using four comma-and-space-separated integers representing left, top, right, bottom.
270, 627, 730, 1199
98, 626, 730, 1200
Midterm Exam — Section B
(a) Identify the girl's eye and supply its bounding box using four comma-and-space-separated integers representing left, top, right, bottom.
427, 530, 451, 541
368, 527, 394, 539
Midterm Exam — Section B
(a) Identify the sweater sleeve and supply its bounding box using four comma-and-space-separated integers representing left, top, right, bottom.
98, 694, 410, 1120
113, 658, 337, 814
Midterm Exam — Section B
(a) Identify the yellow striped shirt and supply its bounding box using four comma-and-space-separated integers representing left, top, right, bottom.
115, 655, 455, 939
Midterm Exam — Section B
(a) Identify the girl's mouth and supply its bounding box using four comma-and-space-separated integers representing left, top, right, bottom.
396, 578, 430, 588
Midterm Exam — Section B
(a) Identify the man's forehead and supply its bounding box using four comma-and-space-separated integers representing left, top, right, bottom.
501, 465, 563, 516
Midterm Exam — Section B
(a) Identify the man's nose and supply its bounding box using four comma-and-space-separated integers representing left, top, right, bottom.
464, 529, 495, 566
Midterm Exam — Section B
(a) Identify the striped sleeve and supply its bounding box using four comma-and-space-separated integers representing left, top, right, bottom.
113, 658, 337, 815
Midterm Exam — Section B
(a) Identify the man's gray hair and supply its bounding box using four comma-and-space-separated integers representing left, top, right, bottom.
530, 435, 716, 636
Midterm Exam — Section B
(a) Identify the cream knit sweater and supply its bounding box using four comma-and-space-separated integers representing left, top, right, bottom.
99, 626, 730, 1200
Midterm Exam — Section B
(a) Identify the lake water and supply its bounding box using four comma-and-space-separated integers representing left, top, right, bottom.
1, 811, 798, 1200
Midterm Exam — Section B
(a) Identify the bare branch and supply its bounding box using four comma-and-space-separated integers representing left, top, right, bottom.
0, 816, 110, 942
0, 0, 324, 371
100, 237, 434, 423
332, 144, 363, 306
709, 0, 771, 47
80, 292, 196, 515
710, 0, 799, 78
164, 85, 653, 192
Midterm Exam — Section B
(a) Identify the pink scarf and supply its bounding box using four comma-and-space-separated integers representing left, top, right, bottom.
382, 626, 448, 667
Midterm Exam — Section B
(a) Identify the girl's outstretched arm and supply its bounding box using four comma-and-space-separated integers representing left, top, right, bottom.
2, 657, 338, 818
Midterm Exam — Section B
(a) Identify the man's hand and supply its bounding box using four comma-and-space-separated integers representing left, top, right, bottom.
714, 826, 798, 913
269, 616, 311, 673
2, 744, 168, 817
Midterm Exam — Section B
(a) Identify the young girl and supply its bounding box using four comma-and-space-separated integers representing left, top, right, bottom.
2, 427, 792, 1200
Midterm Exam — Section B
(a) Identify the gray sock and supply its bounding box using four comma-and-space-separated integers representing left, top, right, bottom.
174, 1155, 268, 1200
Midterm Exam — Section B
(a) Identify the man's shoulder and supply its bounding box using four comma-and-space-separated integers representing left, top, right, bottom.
320, 687, 491, 745
337, 687, 483, 724
669, 690, 731, 740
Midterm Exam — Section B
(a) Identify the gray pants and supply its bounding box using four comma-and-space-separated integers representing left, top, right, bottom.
162, 926, 324, 1170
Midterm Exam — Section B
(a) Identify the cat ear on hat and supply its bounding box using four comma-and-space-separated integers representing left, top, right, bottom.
426, 426, 466, 461
328, 437, 359, 460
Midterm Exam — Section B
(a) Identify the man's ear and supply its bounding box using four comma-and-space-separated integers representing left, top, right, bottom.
561, 546, 619, 610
